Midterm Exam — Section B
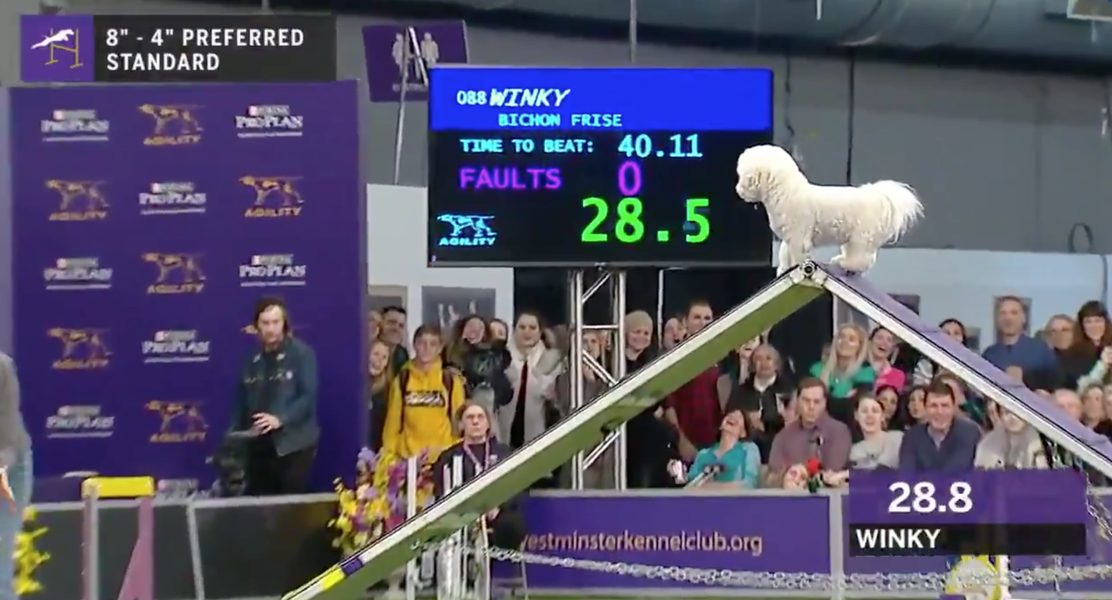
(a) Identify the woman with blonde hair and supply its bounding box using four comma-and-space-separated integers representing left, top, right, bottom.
808, 323, 874, 425
367, 339, 394, 451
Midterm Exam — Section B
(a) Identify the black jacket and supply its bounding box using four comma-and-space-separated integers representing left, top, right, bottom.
432, 439, 518, 508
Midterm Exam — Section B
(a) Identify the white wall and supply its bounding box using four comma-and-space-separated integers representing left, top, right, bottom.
806, 247, 1111, 343
366, 184, 514, 327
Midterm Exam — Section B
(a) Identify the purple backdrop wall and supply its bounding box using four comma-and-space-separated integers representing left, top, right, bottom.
11, 82, 365, 492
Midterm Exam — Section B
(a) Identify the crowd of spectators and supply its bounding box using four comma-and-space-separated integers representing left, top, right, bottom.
363, 293, 1112, 493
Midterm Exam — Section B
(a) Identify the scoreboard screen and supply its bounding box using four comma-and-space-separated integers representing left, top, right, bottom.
426, 67, 775, 267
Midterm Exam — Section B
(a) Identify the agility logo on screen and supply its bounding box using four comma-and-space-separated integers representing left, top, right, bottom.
436, 213, 498, 247
48, 327, 111, 370
44, 405, 114, 439
143, 253, 205, 294
145, 400, 207, 443
138, 104, 202, 146
139, 182, 207, 215
240, 176, 304, 217
236, 105, 304, 139
41, 109, 109, 143
43, 257, 112, 291
141, 330, 211, 364
239, 254, 308, 288
45, 179, 108, 221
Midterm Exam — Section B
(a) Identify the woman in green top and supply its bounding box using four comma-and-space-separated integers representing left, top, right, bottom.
809, 323, 875, 424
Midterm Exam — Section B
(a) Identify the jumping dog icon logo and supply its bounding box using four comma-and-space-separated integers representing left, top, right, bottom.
240, 176, 305, 218
145, 400, 208, 443
48, 327, 111, 370
138, 105, 203, 146
142, 253, 206, 294
45, 180, 108, 221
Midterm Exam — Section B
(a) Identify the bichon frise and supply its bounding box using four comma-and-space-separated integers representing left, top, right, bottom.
735, 145, 923, 275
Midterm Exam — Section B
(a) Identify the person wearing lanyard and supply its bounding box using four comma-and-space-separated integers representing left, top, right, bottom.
433, 401, 524, 549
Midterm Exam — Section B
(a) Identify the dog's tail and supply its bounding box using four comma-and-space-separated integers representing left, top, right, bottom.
871, 180, 923, 242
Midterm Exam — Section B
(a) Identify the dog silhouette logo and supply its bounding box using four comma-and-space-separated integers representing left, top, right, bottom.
45, 179, 108, 221
142, 253, 206, 294
48, 327, 110, 369
240, 176, 304, 218
436, 214, 498, 247
138, 104, 203, 146
145, 400, 207, 443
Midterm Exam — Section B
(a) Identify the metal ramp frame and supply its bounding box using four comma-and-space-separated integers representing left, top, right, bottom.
285, 261, 1112, 600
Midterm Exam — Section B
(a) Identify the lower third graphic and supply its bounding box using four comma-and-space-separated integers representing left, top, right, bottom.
146, 400, 208, 443
437, 213, 497, 247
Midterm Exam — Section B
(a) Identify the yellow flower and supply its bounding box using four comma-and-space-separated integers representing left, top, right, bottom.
15, 508, 49, 595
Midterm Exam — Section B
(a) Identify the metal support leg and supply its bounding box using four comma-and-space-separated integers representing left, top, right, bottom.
82, 486, 100, 600
569, 270, 629, 490
392, 27, 427, 185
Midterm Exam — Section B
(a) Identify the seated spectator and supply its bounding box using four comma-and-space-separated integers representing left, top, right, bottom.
867, 327, 907, 391
686, 409, 760, 490
1054, 388, 1083, 421
767, 378, 852, 487
1044, 314, 1075, 375
501, 311, 563, 450
729, 343, 793, 462
898, 381, 981, 472
912, 319, 967, 385
875, 385, 903, 430
719, 337, 761, 397
383, 325, 466, 459
810, 324, 875, 424
781, 463, 809, 491
381, 306, 412, 373
904, 385, 927, 425
848, 393, 903, 470
665, 300, 721, 460
974, 406, 1047, 469
937, 373, 986, 426
433, 402, 525, 549
367, 339, 393, 452
662, 315, 686, 351
1078, 346, 1112, 391
488, 318, 509, 342
982, 296, 1058, 386
1062, 301, 1112, 387
1082, 384, 1112, 437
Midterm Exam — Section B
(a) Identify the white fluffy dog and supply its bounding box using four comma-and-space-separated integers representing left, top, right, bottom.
735, 145, 923, 275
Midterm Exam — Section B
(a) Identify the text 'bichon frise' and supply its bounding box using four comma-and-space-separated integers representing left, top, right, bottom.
735, 145, 923, 275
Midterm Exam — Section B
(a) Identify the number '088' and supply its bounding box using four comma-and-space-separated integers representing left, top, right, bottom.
887, 481, 973, 513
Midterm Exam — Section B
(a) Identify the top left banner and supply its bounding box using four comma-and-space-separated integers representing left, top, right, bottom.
20, 14, 337, 84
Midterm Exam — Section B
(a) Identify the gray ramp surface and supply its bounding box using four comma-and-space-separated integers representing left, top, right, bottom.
822, 264, 1112, 464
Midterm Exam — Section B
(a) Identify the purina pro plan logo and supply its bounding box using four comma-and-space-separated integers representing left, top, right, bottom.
142, 330, 211, 364
43, 257, 112, 291
139, 182, 207, 215
41, 109, 109, 142
238, 254, 307, 287
235, 105, 304, 139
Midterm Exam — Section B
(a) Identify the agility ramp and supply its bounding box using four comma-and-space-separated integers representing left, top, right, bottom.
285, 262, 1112, 600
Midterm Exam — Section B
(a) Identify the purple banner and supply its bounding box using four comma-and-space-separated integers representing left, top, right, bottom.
11, 82, 365, 492
361, 22, 469, 103
499, 494, 830, 589
848, 469, 1088, 525
20, 14, 96, 84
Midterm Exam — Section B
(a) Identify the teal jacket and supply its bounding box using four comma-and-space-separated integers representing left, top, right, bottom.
688, 441, 760, 488
233, 337, 320, 456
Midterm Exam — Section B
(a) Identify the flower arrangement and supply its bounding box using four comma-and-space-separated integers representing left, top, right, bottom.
16, 508, 50, 595
330, 447, 440, 556
804, 458, 823, 493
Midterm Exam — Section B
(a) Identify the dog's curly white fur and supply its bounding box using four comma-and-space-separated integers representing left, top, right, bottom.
735, 144, 923, 275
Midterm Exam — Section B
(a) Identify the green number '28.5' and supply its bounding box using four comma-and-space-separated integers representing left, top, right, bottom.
581, 197, 710, 243
581, 197, 644, 243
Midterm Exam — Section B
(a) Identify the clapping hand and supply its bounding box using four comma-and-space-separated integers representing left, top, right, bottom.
0, 468, 15, 514
252, 412, 282, 434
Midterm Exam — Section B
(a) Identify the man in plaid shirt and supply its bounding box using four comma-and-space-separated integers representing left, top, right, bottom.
665, 300, 722, 462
